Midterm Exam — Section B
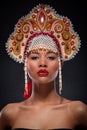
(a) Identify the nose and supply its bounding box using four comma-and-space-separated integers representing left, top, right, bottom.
39, 64, 47, 67
39, 57, 47, 67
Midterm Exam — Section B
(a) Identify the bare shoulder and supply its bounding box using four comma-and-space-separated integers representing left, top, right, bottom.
0, 102, 21, 129
68, 100, 87, 126
0, 100, 31, 119
1, 103, 19, 116
0, 102, 22, 123
69, 100, 87, 114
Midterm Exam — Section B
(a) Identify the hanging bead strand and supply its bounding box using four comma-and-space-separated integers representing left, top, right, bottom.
58, 57, 62, 95
24, 58, 28, 95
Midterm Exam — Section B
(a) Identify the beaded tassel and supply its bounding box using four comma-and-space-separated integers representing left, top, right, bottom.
58, 57, 62, 95
24, 58, 32, 99
24, 58, 28, 96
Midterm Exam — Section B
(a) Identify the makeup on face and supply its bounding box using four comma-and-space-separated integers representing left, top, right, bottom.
37, 69, 49, 77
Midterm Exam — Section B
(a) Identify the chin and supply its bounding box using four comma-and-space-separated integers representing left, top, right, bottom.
36, 79, 54, 85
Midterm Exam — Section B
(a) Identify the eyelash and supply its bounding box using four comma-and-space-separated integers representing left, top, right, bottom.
31, 56, 39, 60
30, 56, 56, 60
47, 56, 56, 60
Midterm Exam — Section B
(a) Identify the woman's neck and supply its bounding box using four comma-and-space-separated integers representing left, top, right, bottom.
29, 81, 61, 105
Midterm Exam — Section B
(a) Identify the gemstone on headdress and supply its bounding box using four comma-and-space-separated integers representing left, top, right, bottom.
37, 10, 47, 30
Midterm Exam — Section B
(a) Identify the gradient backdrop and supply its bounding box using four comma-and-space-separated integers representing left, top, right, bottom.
0, 0, 87, 110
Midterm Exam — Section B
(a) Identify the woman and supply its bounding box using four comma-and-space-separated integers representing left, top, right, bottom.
0, 4, 87, 130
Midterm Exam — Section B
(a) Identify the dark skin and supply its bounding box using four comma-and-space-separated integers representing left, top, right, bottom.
0, 50, 87, 130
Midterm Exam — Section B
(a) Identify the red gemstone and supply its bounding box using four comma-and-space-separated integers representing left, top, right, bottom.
48, 15, 52, 19
22, 43, 24, 46
46, 9, 50, 14
10, 35, 14, 40
72, 46, 76, 50
66, 22, 70, 27
25, 35, 28, 38
71, 34, 76, 39
37, 10, 47, 29
12, 42, 16, 46
61, 42, 65, 45
65, 55, 68, 59
65, 28, 69, 31
17, 29, 21, 33
63, 18, 67, 23
70, 41, 75, 45
19, 55, 22, 59
34, 9, 38, 13
10, 47, 13, 52
57, 34, 60, 38
32, 14, 36, 18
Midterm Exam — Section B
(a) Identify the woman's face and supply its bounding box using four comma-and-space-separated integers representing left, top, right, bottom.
27, 50, 59, 84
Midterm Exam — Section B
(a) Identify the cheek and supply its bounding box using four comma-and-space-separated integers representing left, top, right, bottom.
27, 63, 33, 71
53, 66, 59, 77
49, 62, 59, 77
51, 60, 59, 70
27, 62, 31, 72
27, 61, 36, 76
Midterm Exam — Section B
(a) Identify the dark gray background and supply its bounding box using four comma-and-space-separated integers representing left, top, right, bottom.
0, 0, 87, 110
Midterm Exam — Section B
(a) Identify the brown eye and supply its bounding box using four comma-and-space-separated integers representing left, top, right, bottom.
47, 56, 56, 60
31, 56, 39, 60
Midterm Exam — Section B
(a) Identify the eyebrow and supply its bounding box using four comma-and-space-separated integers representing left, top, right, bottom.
30, 51, 39, 54
47, 51, 57, 54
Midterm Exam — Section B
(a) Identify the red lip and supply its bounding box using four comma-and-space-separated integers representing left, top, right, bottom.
37, 69, 49, 76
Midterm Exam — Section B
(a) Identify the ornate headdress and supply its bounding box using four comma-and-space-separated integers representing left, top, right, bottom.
6, 4, 81, 98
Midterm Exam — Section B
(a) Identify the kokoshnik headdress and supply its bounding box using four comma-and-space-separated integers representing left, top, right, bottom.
6, 4, 81, 99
